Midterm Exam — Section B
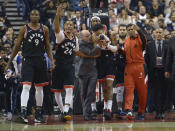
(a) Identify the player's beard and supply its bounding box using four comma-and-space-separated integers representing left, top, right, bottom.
119, 35, 126, 40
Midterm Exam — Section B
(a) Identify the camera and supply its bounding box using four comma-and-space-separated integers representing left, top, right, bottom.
99, 34, 105, 40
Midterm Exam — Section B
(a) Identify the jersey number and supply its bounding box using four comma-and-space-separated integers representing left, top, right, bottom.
64, 47, 72, 55
35, 39, 39, 46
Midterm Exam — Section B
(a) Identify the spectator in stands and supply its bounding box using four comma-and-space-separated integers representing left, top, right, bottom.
117, 7, 134, 25
0, 48, 7, 116
1, 0, 8, 17
110, 15, 118, 30
45, 0, 57, 23
72, 10, 85, 32
164, 0, 175, 18
16, 0, 25, 17
158, 18, 166, 30
167, 10, 175, 32
3, 31, 14, 46
66, 8, 74, 20
0, 21, 6, 40
149, 0, 164, 18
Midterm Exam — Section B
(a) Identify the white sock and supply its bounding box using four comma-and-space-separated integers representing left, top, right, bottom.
91, 102, 97, 111
21, 84, 31, 107
64, 105, 69, 112
107, 100, 112, 110
104, 101, 108, 109
118, 107, 122, 111
64, 88, 73, 112
65, 88, 73, 106
35, 86, 44, 107
55, 92, 64, 112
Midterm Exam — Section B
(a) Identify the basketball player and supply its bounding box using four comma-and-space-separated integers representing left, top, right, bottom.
92, 23, 115, 120
6, 9, 55, 123
51, 6, 80, 121
113, 24, 127, 116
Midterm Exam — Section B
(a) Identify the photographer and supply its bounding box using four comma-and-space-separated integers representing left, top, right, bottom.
0, 47, 15, 119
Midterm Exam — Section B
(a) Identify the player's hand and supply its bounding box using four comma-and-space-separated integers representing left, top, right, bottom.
133, 24, 140, 31
99, 40, 107, 47
56, 4, 64, 16
50, 62, 55, 71
92, 33, 99, 46
165, 72, 170, 78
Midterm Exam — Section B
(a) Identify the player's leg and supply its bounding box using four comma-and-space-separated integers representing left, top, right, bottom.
124, 65, 135, 120
18, 57, 33, 123
34, 56, 49, 123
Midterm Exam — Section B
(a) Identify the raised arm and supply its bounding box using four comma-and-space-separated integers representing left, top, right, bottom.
54, 6, 63, 34
133, 25, 147, 49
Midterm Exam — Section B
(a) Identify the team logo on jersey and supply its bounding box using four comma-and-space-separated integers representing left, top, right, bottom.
61, 42, 76, 55
28, 33, 44, 46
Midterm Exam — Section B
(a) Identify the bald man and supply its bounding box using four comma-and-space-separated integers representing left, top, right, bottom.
78, 30, 101, 120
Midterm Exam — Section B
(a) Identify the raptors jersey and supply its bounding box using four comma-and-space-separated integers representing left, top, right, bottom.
22, 24, 46, 57
55, 33, 77, 64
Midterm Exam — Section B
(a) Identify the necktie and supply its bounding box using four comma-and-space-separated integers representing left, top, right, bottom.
157, 43, 162, 57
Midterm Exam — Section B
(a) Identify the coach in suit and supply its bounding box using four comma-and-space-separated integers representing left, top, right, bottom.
78, 30, 101, 120
145, 28, 168, 119
165, 36, 175, 111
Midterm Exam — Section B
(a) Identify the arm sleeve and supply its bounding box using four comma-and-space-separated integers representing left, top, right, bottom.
138, 30, 147, 50
55, 31, 65, 44
79, 43, 101, 56
165, 43, 173, 72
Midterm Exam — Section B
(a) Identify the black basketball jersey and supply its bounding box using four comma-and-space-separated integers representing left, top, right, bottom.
55, 33, 77, 64
115, 42, 126, 66
22, 24, 46, 57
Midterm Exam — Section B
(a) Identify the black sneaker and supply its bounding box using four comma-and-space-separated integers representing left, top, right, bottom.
34, 109, 46, 123
104, 109, 112, 120
91, 110, 98, 120
135, 112, 144, 121
17, 109, 28, 123
60, 112, 66, 122
122, 110, 134, 120
84, 115, 91, 121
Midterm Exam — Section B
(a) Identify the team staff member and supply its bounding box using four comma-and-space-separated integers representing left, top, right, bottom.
105, 24, 147, 120
78, 30, 101, 120
6, 9, 55, 123
145, 28, 168, 119
165, 36, 175, 112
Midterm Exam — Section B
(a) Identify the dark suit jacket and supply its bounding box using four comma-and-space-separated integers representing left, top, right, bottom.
165, 37, 175, 80
78, 40, 100, 77
71, 17, 85, 30
167, 23, 174, 32
145, 40, 168, 81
